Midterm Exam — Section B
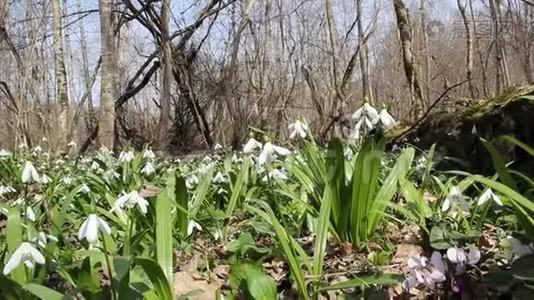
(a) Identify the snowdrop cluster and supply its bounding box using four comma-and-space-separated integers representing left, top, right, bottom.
0, 185, 16, 196
0, 149, 12, 158
351, 103, 396, 141
242, 138, 292, 166
288, 119, 309, 139
119, 150, 135, 162
112, 191, 149, 214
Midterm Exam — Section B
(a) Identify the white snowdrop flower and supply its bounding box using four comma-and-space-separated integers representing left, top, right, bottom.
288, 119, 309, 139
0, 149, 11, 158
31, 146, 42, 156
77, 184, 91, 194
231, 154, 242, 163
186, 174, 199, 189
12, 197, 24, 206
67, 141, 77, 148
506, 236, 534, 258
61, 176, 72, 185
112, 191, 149, 214
25, 206, 36, 222
343, 147, 354, 159
217, 188, 227, 195
187, 220, 202, 236
99, 146, 112, 155
90, 161, 100, 171
0, 185, 16, 196
471, 125, 478, 135
21, 161, 40, 184
141, 162, 155, 176
198, 162, 215, 175
352, 103, 379, 123
214, 143, 223, 150
263, 169, 288, 182
32, 232, 58, 248
351, 118, 374, 141
40, 174, 51, 184
212, 228, 223, 241
142, 149, 156, 160
213, 171, 228, 184
18, 143, 27, 149
119, 151, 135, 162
378, 109, 396, 130
78, 214, 111, 244
3, 242, 45, 275
477, 189, 503, 206
243, 138, 262, 153
42, 137, 48, 143
441, 186, 471, 214
258, 142, 291, 165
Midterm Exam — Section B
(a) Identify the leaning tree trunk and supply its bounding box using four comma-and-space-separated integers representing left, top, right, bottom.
393, 0, 424, 118
98, 0, 117, 150
51, 0, 69, 151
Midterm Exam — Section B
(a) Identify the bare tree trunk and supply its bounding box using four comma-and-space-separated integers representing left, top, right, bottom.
521, 3, 533, 83
457, 0, 476, 98
393, 0, 424, 118
51, 0, 69, 150
419, 0, 430, 103
158, 0, 172, 151
77, 0, 93, 116
222, 0, 255, 148
98, 0, 117, 149
356, 0, 372, 103
469, 0, 489, 98
489, 0, 510, 94
324, 0, 343, 114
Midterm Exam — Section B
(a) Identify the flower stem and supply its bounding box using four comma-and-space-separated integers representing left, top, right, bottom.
102, 236, 116, 300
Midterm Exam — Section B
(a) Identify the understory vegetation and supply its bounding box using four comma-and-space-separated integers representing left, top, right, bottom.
0, 104, 533, 299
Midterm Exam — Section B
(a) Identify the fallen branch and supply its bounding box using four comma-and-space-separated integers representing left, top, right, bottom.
392, 79, 469, 143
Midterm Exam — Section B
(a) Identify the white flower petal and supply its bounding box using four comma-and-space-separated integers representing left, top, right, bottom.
97, 216, 112, 235
467, 246, 481, 265
3, 248, 23, 275
446, 246, 467, 264
77, 218, 90, 241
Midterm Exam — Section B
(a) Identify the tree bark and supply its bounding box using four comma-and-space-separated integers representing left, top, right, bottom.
222, 0, 256, 148
419, 0, 430, 103
324, 0, 343, 113
78, 0, 94, 116
457, 0, 476, 98
489, 0, 510, 94
51, 0, 69, 150
393, 0, 424, 118
158, 0, 172, 151
356, 0, 372, 103
98, 0, 118, 150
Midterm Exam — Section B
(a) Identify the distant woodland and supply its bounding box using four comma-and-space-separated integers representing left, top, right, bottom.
1, 0, 533, 153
